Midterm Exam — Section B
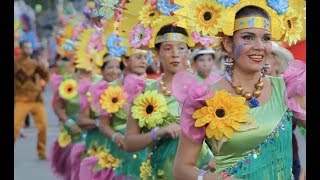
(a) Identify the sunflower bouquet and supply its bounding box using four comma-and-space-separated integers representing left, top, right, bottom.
192, 90, 252, 141
88, 81, 128, 119
57, 126, 72, 148
171, 70, 259, 152
131, 90, 170, 130
92, 149, 121, 172
99, 86, 127, 118
57, 75, 79, 101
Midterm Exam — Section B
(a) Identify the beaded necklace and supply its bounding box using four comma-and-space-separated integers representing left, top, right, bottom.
225, 71, 264, 108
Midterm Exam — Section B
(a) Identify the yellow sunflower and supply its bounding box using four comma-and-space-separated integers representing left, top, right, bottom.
74, 28, 107, 73
97, 151, 120, 169
58, 131, 71, 148
87, 145, 104, 157
140, 159, 152, 180
279, 7, 303, 46
192, 90, 249, 140
175, 0, 224, 36
99, 86, 127, 113
132, 90, 169, 129
138, 4, 163, 28
58, 79, 78, 100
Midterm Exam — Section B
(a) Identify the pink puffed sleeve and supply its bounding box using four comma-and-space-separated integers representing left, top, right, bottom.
123, 74, 146, 104
88, 81, 112, 117
283, 60, 306, 120
50, 73, 63, 94
172, 70, 215, 143
77, 78, 92, 111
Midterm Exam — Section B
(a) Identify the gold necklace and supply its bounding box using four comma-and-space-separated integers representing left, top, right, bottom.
225, 71, 263, 108
159, 74, 171, 96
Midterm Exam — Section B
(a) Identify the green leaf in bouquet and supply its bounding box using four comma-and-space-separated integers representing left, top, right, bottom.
114, 109, 127, 119
92, 162, 105, 173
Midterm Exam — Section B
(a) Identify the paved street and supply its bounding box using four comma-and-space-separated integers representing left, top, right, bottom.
14, 88, 59, 180
14, 88, 306, 180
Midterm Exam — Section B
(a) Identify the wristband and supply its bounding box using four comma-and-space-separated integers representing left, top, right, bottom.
65, 119, 75, 129
197, 170, 207, 180
95, 118, 100, 127
150, 126, 161, 141
111, 133, 120, 142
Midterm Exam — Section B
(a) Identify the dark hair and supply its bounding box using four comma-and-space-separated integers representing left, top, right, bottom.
194, 54, 215, 62
154, 24, 188, 50
20, 13, 32, 31
235, 6, 270, 20
54, 54, 61, 61
19, 40, 31, 48
120, 60, 125, 71
62, 57, 69, 61
31, 47, 45, 60
101, 53, 111, 71
219, 6, 270, 53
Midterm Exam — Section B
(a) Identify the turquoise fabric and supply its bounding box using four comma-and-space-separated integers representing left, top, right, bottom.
83, 80, 148, 178
63, 96, 84, 143
209, 76, 293, 179
143, 79, 213, 179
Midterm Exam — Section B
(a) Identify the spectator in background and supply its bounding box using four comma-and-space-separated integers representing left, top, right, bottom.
32, 47, 50, 90
20, 13, 39, 50
14, 40, 50, 160
191, 48, 219, 83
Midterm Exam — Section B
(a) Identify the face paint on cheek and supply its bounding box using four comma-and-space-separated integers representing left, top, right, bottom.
234, 44, 245, 60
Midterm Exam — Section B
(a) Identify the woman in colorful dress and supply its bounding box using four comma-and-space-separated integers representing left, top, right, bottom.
78, 49, 149, 179
48, 21, 88, 179
49, 57, 93, 180
59, 25, 107, 180
172, 0, 306, 179
119, 2, 214, 179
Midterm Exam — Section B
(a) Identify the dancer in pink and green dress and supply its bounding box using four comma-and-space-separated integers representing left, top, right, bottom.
172, 1, 306, 179
78, 49, 149, 180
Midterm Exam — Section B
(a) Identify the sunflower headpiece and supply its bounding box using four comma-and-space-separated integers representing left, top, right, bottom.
118, 0, 196, 50
56, 23, 84, 59
74, 28, 108, 74
174, 0, 305, 46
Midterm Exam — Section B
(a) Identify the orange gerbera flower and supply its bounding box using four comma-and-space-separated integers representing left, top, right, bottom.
193, 90, 249, 140
58, 79, 78, 100
99, 86, 127, 113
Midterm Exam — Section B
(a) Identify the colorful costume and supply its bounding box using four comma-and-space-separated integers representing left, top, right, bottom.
171, 0, 305, 178
78, 79, 148, 179
124, 74, 213, 179
49, 73, 94, 179
172, 60, 305, 179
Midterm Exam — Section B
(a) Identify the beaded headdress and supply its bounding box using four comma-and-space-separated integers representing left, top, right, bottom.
174, 0, 306, 46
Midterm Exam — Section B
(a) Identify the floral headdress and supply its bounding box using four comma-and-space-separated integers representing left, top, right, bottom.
55, 15, 84, 59
174, 0, 306, 46
56, 27, 75, 59
118, 0, 197, 50
74, 28, 108, 74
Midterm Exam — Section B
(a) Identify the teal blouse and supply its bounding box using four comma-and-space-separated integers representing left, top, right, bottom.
210, 76, 293, 179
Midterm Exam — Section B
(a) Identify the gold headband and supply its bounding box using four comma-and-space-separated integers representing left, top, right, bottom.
234, 16, 271, 32
125, 49, 148, 57
155, 33, 188, 44
104, 55, 121, 63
